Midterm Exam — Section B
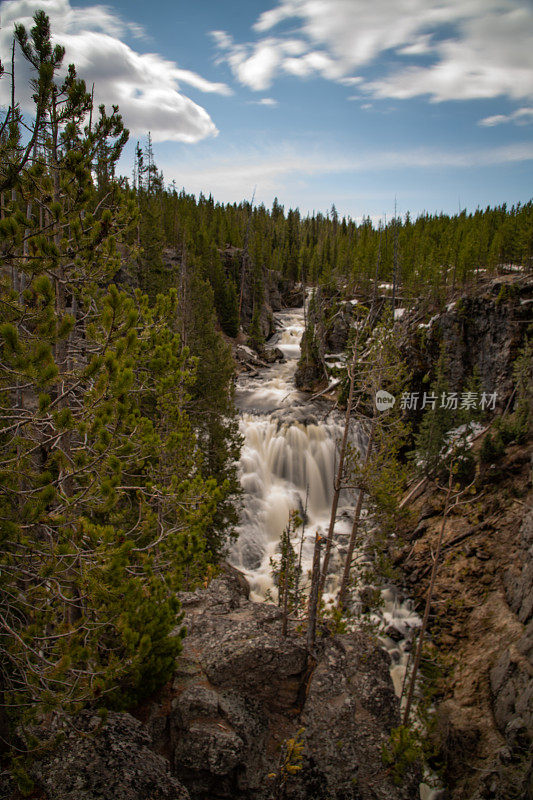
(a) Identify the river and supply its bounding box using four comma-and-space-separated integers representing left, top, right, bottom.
229, 302, 440, 800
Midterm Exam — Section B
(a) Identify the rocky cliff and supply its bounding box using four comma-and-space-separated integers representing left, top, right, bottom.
394, 442, 532, 799
295, 273, 532, 399
3, 567, 419, 800
398, 274, 532, 411
220, 246, 304, 343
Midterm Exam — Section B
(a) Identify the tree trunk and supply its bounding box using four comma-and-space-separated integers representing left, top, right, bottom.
306, 534, 323, 656
336, 416, 377, 609
402, 468, 454, 726
318, 325, 364, 597
318, 298, 377, 597
281, 564, 289, 637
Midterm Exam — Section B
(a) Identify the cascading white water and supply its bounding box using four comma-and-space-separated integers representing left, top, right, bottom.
230, 305, 440, 799
231, 307, 353, 600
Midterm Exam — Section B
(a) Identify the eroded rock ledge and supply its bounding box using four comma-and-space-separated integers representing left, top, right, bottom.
7, 566, 419, 800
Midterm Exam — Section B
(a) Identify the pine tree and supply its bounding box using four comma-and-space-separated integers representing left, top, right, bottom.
412, 346, 454, 477
0, 12, 220, 732
270, 511, 303, 635
177, 270, 242, 557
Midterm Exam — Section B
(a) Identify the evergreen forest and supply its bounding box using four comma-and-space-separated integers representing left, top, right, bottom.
0, 9, 532, 770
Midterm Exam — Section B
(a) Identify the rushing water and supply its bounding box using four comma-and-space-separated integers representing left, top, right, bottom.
230, 307, 352, 600
230, 303, 417, 653
230, 304, 440, 798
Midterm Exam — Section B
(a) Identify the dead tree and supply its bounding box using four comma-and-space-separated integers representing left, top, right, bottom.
307, 534, 323, 656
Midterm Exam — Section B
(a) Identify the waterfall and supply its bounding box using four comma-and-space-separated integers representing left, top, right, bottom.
230, 304, 420, 663
230, 303, 439, 800
231, 303, 422, 683
230, 308, 352, 600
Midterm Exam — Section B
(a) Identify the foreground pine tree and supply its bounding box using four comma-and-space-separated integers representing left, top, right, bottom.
0, 12, 220, 733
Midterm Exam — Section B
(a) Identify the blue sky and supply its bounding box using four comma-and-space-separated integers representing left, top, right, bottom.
1, 0, 532, 221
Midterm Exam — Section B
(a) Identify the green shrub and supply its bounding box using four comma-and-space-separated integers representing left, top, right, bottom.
381, 725, 421, 785
479, 431, 505, 464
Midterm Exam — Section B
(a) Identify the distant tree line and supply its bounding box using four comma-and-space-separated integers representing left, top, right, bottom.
132, 180, 533, 319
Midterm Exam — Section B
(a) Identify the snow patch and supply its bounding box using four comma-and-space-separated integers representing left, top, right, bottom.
418, 314, 439, 330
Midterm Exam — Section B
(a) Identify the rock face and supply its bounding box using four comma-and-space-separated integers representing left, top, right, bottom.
398, 450, 532, 800
141, 565, 419, 800
288, 634, 403, 800
294, 289, 354, 390
400, 275, 532, 410
324, 302, 353, 352
13, 712, 190, 800
6, 567, 418, 800
220, 247, 303, 343
504, 509, 533, 625
490, 510, 533, 789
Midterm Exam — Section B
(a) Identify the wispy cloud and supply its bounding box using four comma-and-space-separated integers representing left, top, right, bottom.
252, 98, 279, 106
478, 107, 533, 126
212, 0, 533, 104
1, 0, 232, 143
162, 141, 533, 204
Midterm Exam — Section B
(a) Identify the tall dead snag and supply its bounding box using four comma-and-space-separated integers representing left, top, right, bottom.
318, 305, 372, 597
391, 199, 399, 313
337, 416, 376, 609
336, 312, 410, 610
307, 533, 323, 656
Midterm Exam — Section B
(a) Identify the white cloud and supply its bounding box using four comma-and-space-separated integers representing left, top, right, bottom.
0, 0, 232, 143
212, 0, 533, 105
211, 31, 309, 91
338, 76, 364, 86
253, 98, 279, 106
161, 140, 533, 204
479, 107, 533, 126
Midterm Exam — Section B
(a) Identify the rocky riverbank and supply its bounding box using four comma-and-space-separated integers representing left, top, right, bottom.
392, 443, 532, 800
1, 566, 419, 800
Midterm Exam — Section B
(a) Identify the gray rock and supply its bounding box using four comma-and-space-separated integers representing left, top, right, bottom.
326, 304, 352, 352
400, 276, 533, 413
504, 512, 533, 624
145, 569, 419, 800
25, 711, 190, 800
287, 633, 419, 800
490, 628, 533, 756
7, 569, 419, 800
263, 346, 285, 363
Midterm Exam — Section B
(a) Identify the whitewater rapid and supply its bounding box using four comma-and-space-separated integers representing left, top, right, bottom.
229, 304, 439, 799
230, 307, 352, 601
230, 303, 420, 660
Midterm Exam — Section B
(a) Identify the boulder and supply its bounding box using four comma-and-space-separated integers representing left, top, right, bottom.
19, 711, 190, 800
142, 569, 419, 800
263, 346, 285, 363
289, 633, 415, 800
